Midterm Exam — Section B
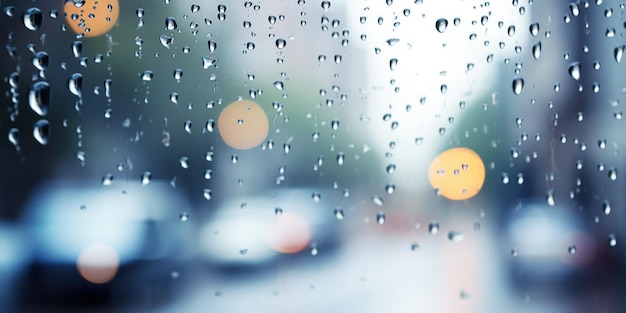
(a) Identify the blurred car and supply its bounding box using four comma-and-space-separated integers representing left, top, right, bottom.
15, 180, 194, 311
198, 188, 342, 268
0, 221, 28, 312
500, 199, 599, 291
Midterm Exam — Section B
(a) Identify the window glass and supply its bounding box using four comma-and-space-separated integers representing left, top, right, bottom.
0, 1, 625, 312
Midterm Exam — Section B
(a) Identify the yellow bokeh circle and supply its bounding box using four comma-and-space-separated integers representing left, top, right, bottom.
64, 0, 119, 38
218, 100, 269, 150
427, 147, 486, 200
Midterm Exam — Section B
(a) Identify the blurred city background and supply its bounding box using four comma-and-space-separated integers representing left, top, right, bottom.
1, 0, 625, 312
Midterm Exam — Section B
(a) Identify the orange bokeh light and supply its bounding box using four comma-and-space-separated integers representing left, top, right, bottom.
265, 213, 312, 254
428, 147, 486, 200
64, 0, 119, 38
218, 100, 269, 150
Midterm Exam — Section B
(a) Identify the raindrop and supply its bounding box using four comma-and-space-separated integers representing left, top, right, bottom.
386, 38, 399, 46
608, 167, 617, 181
321, 1, 331, 10
334, 54, 342, 64
609, 234, 617, 247
428, 221, 439, 234
569, 2, 580, 16
33, 119, 49, 145
141, 171, 151, 185
173, 69, 183, 81
203, 189, 212, 200
71, 41, 82, 58
532, 41, 541, 59
208, 40, 217, 53
568, 62, 581, 80
68, 73, 83, 97
334, 208, 344, 220
330, 119, 340, 131
512, 78, 524, 95
8, 128, 19, 149
273, 81, 284, 90
336, 152, 345, 165
141, 70, 153, 81
165, 17, 178, 30
371, 195, 384, 206
275, 38, 286, 49
614, 45, 624, 64
386, 164, 396, 174
598, 138, 607, 149
32, 51, 49, 72
246, 42, 256, 50
385, 184, 395, 194
312, 192, 321, 202
568, 245, 577, 255
179, 157, 189, 169
274, 207, 283, 215
184, 120, 192, 134
529, 22, 539, 36
202, 56, 217, 69
102, 174, 114, 186
546, 188, 556, 206
191, 4, 201, 12
389, 58, 398, 71
602, 199, 611, 215
447, 231, 464, 242
22, 7, 43, 31
159, 35, 174, 49
376, 211, 386, 225
29, 81, 50, 116
435, 18, 448, 33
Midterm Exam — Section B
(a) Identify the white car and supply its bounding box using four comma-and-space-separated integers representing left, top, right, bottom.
16, 180, 194, 310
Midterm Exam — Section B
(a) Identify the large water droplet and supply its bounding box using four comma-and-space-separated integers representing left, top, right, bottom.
435, 18, 448, 33
532, 41, 541, 59
22, 7, 43, 31
568, 62, 581, 80
33, 120, 50, 145
546, 188, 556, 206
512, 78, 524, 95
275, 38, 286, 49
602, 199, 611, 215
334, 208, 344, 220
29, 81, 50, 116
71, 41, 82, 58
68, 73, 83, 97
165, 17, 178, 30
159, 35, 174, 49
567, 244, 577, 255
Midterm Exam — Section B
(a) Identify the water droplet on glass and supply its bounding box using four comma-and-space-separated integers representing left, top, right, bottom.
435, 18, 448, 33
275, 39, 286, 49
448, 231, 464, 242
22, 7, 43, 31
569, 2, 580, 16
609, 234, 617, 247
512, 78, 524, 95
385, 184, 395, 194
159, 35, 174, 49
376, 211, 386, 225
311, 192, 321, 202
386, 164, 396, 174
179, 212, 189, 221
203, 189, 212, 200
29, 81, 50, 116
141, 70, 154, 81
141, 171, 151, 185
568, 62, 581, 80
183, 120, 192, 134
321, 1, 331, 10
529, 22, 539, 36
568, 244, 577, 255
165, 17, 178, 30
602, 199, 611, 215
102, 173, 114, 186
334, 208, 344, 220
371, 195, 384, 206
33, 119, 49, 145
532, 41, 541, 59
179, 156, 189, 169
336, 152, 345, 165
68, 73, 83, 97
608, 167, 617, 181
389, 58, 398, 71
546, 188, 556, 206
208, 40, 217, 53
428, 221, 439, 234
614, 45, 625, 64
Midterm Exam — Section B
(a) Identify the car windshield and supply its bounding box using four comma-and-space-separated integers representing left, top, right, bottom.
1, 1, 625, 312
